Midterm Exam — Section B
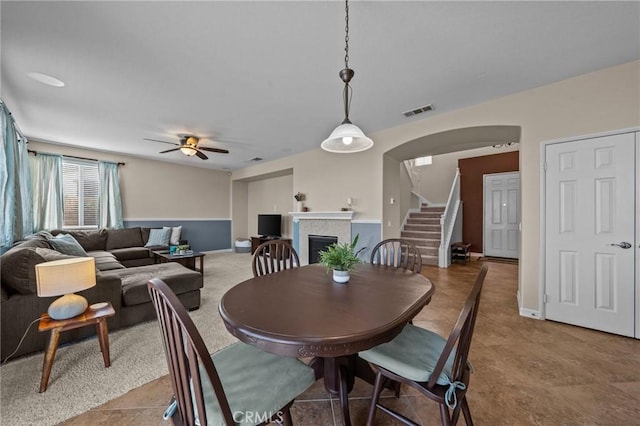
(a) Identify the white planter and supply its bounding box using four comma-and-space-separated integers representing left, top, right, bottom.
333, 269, 350, 284
296, 201, 303, 212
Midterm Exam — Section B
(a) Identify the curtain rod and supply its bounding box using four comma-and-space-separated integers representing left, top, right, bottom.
28, 149, 125, 166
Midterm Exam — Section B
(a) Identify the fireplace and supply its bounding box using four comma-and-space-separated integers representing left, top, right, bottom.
308, 235, 338, 264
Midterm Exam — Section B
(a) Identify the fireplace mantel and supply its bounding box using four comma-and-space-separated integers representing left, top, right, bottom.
289, 211, 355, 221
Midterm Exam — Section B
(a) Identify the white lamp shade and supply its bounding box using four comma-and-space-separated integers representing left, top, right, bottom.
321, 123, 374, 153
36, 257, 96, 297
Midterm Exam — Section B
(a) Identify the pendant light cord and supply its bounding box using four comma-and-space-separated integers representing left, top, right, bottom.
344, 0, 350, 68
342, 0, 352, 123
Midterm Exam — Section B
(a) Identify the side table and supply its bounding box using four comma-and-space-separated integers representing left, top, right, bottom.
38, 302, 116, 392
451, 242, 472, 264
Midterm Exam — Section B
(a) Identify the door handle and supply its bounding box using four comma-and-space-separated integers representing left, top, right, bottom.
609, 242, 632, 249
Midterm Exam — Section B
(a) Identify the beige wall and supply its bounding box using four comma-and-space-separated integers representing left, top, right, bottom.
233, 60, 640, 315
232, 147, 383, 221
28, 141, 231, 219
246, 174, 293, 237
231, 180, 248, 241
416, 145, 520, 204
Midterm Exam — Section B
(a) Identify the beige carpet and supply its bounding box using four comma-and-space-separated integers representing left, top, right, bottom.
0, 251, 254, 426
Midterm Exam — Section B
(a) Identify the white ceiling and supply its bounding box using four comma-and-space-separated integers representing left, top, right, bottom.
2, 1, 639, 171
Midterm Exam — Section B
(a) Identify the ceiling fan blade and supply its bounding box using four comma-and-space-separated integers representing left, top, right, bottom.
199, 147, 230, 154
195, 150, 208, 160
144, 138, 179, 146
159, 148, 180, 154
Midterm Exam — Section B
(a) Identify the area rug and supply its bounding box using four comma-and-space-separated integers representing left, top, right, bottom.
0, 251, 253, 426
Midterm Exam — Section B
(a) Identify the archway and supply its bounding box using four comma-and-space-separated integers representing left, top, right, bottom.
381, 125, 521, 260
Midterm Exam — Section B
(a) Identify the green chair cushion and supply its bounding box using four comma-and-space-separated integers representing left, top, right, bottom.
197, 342, 316, 426
359, 324, 454, 385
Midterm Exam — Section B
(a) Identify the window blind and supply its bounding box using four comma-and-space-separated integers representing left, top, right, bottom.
62, 159, 99, 228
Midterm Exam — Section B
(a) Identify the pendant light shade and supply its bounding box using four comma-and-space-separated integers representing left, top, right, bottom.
322, 0, 373, 154
321, 122, 374, 153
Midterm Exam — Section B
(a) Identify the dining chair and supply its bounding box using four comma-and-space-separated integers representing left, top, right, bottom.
360, 264, 489, 426
370, 238, 423, 273
148, 278, 316, 426
252, 240, 300, 277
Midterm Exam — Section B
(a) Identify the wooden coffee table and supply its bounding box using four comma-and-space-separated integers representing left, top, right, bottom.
152, 250, 205, 273
38, 302, 115, 392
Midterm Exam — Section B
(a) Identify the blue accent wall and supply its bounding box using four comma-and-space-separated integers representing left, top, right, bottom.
351, 222, 381, 263
124, 219, 231, 252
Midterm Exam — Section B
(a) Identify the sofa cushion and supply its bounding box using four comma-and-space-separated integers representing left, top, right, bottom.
49, 234, 89, 256
109, 247, 152, 262
52, 229, 108, 251
0, 247, 47, 294
106, 228, 143, 250
104, 263, 202, 307
34, 247, 78, 262
87, 250, 125, 271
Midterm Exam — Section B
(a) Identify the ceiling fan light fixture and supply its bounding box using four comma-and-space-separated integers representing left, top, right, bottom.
321, 0, 373, 154
180, 146, 197, 156
321, 122, 373, 153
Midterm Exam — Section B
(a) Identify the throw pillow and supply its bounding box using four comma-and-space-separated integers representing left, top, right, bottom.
169, 226, 182, 245
145, 228, 172, 247
49, 234, 88, 257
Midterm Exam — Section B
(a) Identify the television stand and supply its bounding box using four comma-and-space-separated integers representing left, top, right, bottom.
251, 236, 292, 254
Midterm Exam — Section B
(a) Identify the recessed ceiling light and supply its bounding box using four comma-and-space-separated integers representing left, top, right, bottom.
27, 72, 65, 87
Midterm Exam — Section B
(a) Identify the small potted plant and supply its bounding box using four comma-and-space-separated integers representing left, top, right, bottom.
294, 192, 306, 212
319, 234, 365, 283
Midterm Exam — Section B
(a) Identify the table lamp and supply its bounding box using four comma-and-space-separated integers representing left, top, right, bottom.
36, 257, 96, 320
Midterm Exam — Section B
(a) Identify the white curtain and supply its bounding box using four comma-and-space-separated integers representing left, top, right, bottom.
98, 161, 123, 229
31, 153, 63, 231
0, 101, 33, 248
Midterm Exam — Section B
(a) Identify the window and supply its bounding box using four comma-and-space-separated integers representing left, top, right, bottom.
414, 156, 432, 166
62, 159, 99, 228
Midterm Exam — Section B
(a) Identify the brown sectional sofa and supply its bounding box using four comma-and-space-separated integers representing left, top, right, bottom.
0, 227, 203, 361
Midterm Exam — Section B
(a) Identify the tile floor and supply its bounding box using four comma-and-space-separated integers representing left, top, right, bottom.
62, 260, 640, 425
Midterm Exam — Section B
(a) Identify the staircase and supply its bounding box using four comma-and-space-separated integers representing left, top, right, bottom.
401, 205, 444, 266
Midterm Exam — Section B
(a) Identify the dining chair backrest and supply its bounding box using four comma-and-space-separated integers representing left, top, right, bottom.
252, 239, 300, 277
148, 278, 235, 426
370, 238, 423, 273
427, 264, 488, 390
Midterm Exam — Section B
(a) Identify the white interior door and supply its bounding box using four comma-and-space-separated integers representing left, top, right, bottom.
483, 172, 520, 258
545, 132, 636, 337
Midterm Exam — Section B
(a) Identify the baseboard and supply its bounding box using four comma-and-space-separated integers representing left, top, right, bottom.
519, 308, 543, 320
205, 248, 234, 253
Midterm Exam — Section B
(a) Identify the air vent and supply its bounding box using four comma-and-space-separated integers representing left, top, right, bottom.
402, 104, 433, 118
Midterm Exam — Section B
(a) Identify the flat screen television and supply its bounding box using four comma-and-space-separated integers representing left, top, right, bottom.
258, 214, 282, 238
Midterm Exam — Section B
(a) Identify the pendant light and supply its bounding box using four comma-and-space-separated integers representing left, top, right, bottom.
321, 0, 374, 153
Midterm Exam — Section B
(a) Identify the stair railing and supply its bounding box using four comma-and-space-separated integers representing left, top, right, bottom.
403, 159, 421, 193
439, 168, 462, 267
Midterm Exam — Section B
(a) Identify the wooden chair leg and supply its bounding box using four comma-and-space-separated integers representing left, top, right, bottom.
461, 397, 473, 426
279, 407, 293, 426
451, 403, 462, 425
366, 372, 386, 426
439, 403, 452, 426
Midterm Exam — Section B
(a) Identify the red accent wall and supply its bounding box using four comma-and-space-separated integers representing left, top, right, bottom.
458, 151, 519, 252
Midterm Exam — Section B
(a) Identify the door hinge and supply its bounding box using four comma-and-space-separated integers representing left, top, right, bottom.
543, 294, 548, 303
543, 162, 548, 172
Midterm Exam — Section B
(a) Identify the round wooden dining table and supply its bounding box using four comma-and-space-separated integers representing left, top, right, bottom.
219, 263, 434, 425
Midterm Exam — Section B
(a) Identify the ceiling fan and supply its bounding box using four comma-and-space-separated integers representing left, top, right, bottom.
144, 135, 229, 160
